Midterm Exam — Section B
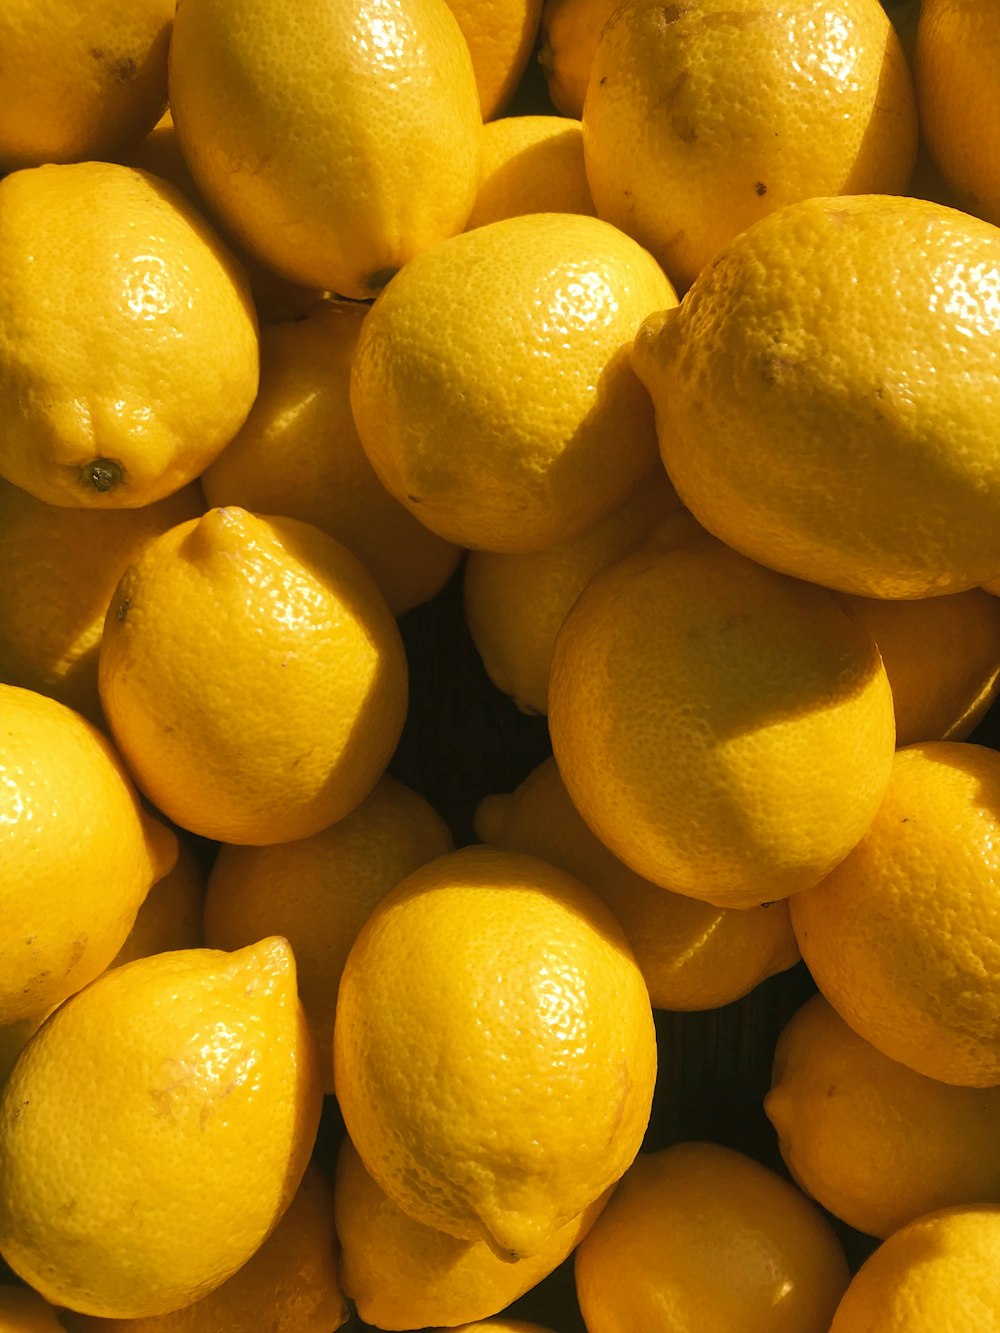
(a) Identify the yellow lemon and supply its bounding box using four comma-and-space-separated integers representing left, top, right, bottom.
765, 994, 1000, 1239
0, 939, 322, 1319
463, 465, 680, 714
548, 512, 895, 907
204, 775, 453, 1092
0, 1017, 48, 1093
916, 0, 1000, 227
446, 0, 544, 120
201, 301, 461, 616
351, 212, 676, 553
583, 0, 917, 291
65, 1164, 347, 1333
169, 0, 482, 300
0, 479, 203, 725
0, 0, 172, 171
538, 0, 618, 116
828, 1205, 1000, 1333
335, 1135, 608, 1330
631, 194, 1000, 598
465, 114, 595, 230
0, 1285, 65, 1331
476, 757, 800, 1010
574, 1142, 850, 1333
844, 589, 1000, 746
0, 162, 258, 510
0, 684, 177, 1024
333, 845, 656, 1259
98, 507, 408, 846
790, 741, 1000, 1087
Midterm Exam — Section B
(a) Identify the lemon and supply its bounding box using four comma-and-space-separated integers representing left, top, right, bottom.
844, 589, 1000, 746
631, 194, 1000, 598
916, 0, 1000, 227
465, 115, 595, 230
0, 684, 177, 1025
335, 1135, 608, 1330
476, 757, 800, 1010
765, 994, 1000, 1239
65, 1164, 347, 1332
0, 939, 322, 1319
446, 0, 543, 120
201, 300, 461, 616
574, 1142, 850, 1333
0, 162, 258, 510
204, 775, 453, 1092
791, 741, 1000, 1087
829, 1205, 1000, 1332
333, 845, 656, 1259
0, 479, 203, 725
583, 0, 917, 291
351, 211, 676, 553
99, 507, 408, 846
463, 465, 680, 714
538, 0, 618, 116
169, 0, 482, 300
548, 511, 895, 907
0, 0, 172, 171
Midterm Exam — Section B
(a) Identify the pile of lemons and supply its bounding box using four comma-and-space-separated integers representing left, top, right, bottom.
1, 0, 999, 1329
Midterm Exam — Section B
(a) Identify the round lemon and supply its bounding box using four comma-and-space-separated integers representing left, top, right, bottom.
574, 1142, 850, 1333
66, 1164, 347, 1332
333, 845, 656, 1260
0, 684, 177, 1024
583, 0, 917, 291
844, 588, 1000, 746
0, 0, 172, 171
351, 211, 676, 553
0, 478, 203, 725
335, 1135, 608, 1330
463, 465, 680, 714
169, 0, 482, 300
476, 757, 800, 1010
0, 939, 322, 1318
548, 511, 895, 907
631, 194, 1000, 598
916, 0, 1000, 227
201, 300, 461, 617
98, 507, 409, 846
0, 162, 258, 510
465, 114, 595, 230
204, 775, 453, 1092
790, 741, 1000, 1087
829, 1205, 1000, 1333
766, 994, 1000, 1238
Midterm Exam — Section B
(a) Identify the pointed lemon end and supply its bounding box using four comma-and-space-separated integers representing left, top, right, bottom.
474, 1201, 560, 1263
630, 305, 680, 399
143, 813, 179, 885
473, 793, 511, 845
227, 935, 298, 998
